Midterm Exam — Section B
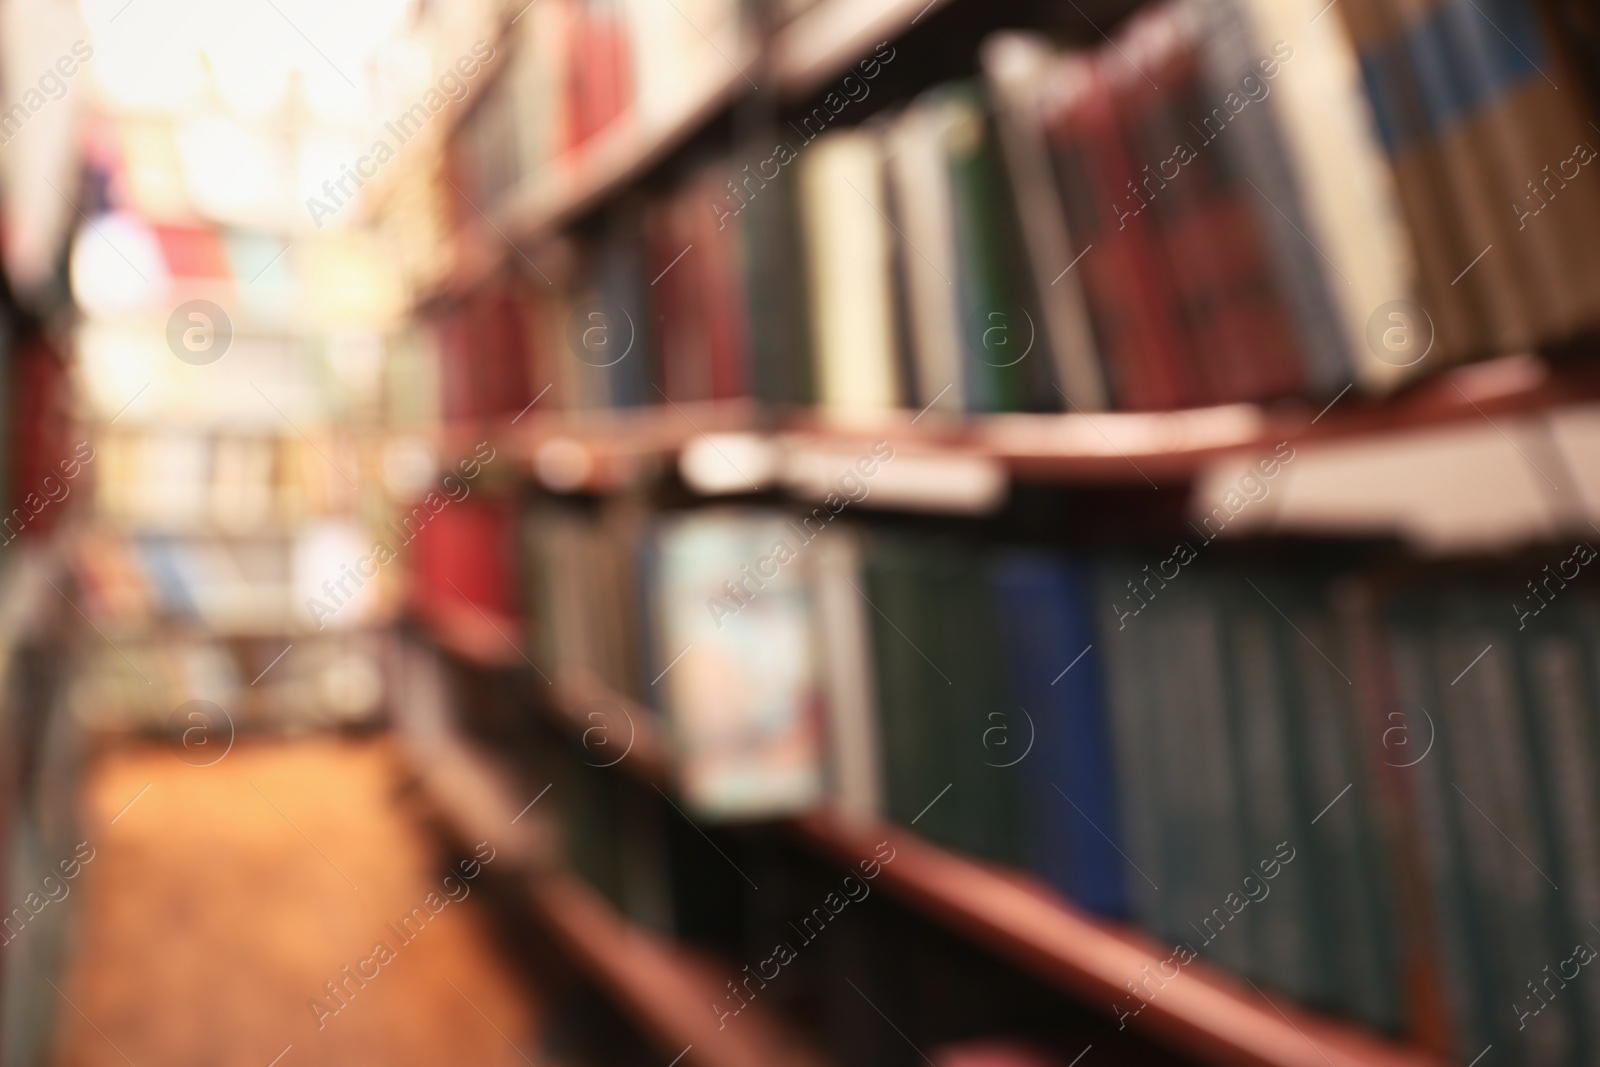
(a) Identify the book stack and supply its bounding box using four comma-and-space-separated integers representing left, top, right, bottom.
978, 0, 1416, 410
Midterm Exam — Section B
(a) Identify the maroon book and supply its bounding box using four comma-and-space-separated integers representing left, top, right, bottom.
1042, 50, 1197, 410
1106, 3, 1305, 406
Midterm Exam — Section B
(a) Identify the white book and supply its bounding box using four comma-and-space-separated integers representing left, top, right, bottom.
886, 96, 965, 415
810, 526, 883, 820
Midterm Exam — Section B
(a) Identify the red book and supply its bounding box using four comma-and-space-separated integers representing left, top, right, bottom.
480, 283, 535, 418
8, 333, 72, 539
1043, 51, 1197, 410
431, 306, 480, 423
1107, 4, 1305, 405
407, 497, 518, 623
648, 193, 713, 400
691, 170, 751, 399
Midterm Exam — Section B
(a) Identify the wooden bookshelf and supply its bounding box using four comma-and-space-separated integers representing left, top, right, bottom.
391, 640, 831, 1067
793, 811, 1446, 1067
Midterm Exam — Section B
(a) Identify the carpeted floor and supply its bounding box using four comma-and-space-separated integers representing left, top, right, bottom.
49, 735, 547, 1067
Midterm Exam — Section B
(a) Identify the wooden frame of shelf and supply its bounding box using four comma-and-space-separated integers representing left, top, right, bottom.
432, 353, 1599, 498
795, 811, 1446, 1067
770, 0, 956, 99
407, 654, 1449, 1067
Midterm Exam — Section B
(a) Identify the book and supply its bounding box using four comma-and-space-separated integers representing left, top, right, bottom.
981, 33, 1110, 411
1040, 50, 1197, 410
649, 510, 826, 819
991, 550, 1127, 918
861, 534, 1023, 865
810, 526, 883, 821
885, 93, 967, 416
796, 128, 903, 414
1228, 0, 1419, 393
1110, 1, 1305, 405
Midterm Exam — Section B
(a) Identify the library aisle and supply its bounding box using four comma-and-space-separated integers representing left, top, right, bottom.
50, 738, 552, 1067
4, 0, 1600, 1065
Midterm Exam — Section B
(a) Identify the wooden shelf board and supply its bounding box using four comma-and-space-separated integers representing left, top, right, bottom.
501, 398, 759, 493
794, 811, 1447, 1067
529, 872, 831, 1067
548, 667, 675, 785
450, 355, 1598, 494
771, 0, 955, 100
413, 596, 529, 670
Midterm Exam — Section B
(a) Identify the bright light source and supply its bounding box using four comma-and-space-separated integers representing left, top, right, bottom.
69, 212, 169, 316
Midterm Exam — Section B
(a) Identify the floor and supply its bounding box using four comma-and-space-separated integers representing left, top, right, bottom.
49, 735, 549, 1067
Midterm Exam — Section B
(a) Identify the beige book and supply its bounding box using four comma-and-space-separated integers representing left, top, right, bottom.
797, 128, 902, 413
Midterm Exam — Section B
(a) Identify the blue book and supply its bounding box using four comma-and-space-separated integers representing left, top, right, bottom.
991, 551, 1127, 918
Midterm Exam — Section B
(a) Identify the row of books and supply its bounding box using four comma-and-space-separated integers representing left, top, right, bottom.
503, 494, 1600, 1062
1337, 0, 1600, 363
70, 523, 390, 635
93, 430, 363, 532
68, 628, 387, 735
452, 0, 750, 210
434, 0, 1600, 421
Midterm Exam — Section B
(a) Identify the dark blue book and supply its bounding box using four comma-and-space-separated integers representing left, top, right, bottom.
991, 550, 1127, 918
592, 219, 655, 409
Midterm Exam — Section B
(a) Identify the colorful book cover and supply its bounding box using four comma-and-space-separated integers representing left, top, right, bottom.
651, 510, 825, 819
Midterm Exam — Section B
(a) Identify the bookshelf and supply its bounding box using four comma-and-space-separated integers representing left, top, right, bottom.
428, 57, 755, 306
394, 0, 1600, 1062
0, 540, 87, 1067
430, 655, 1448, 1067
